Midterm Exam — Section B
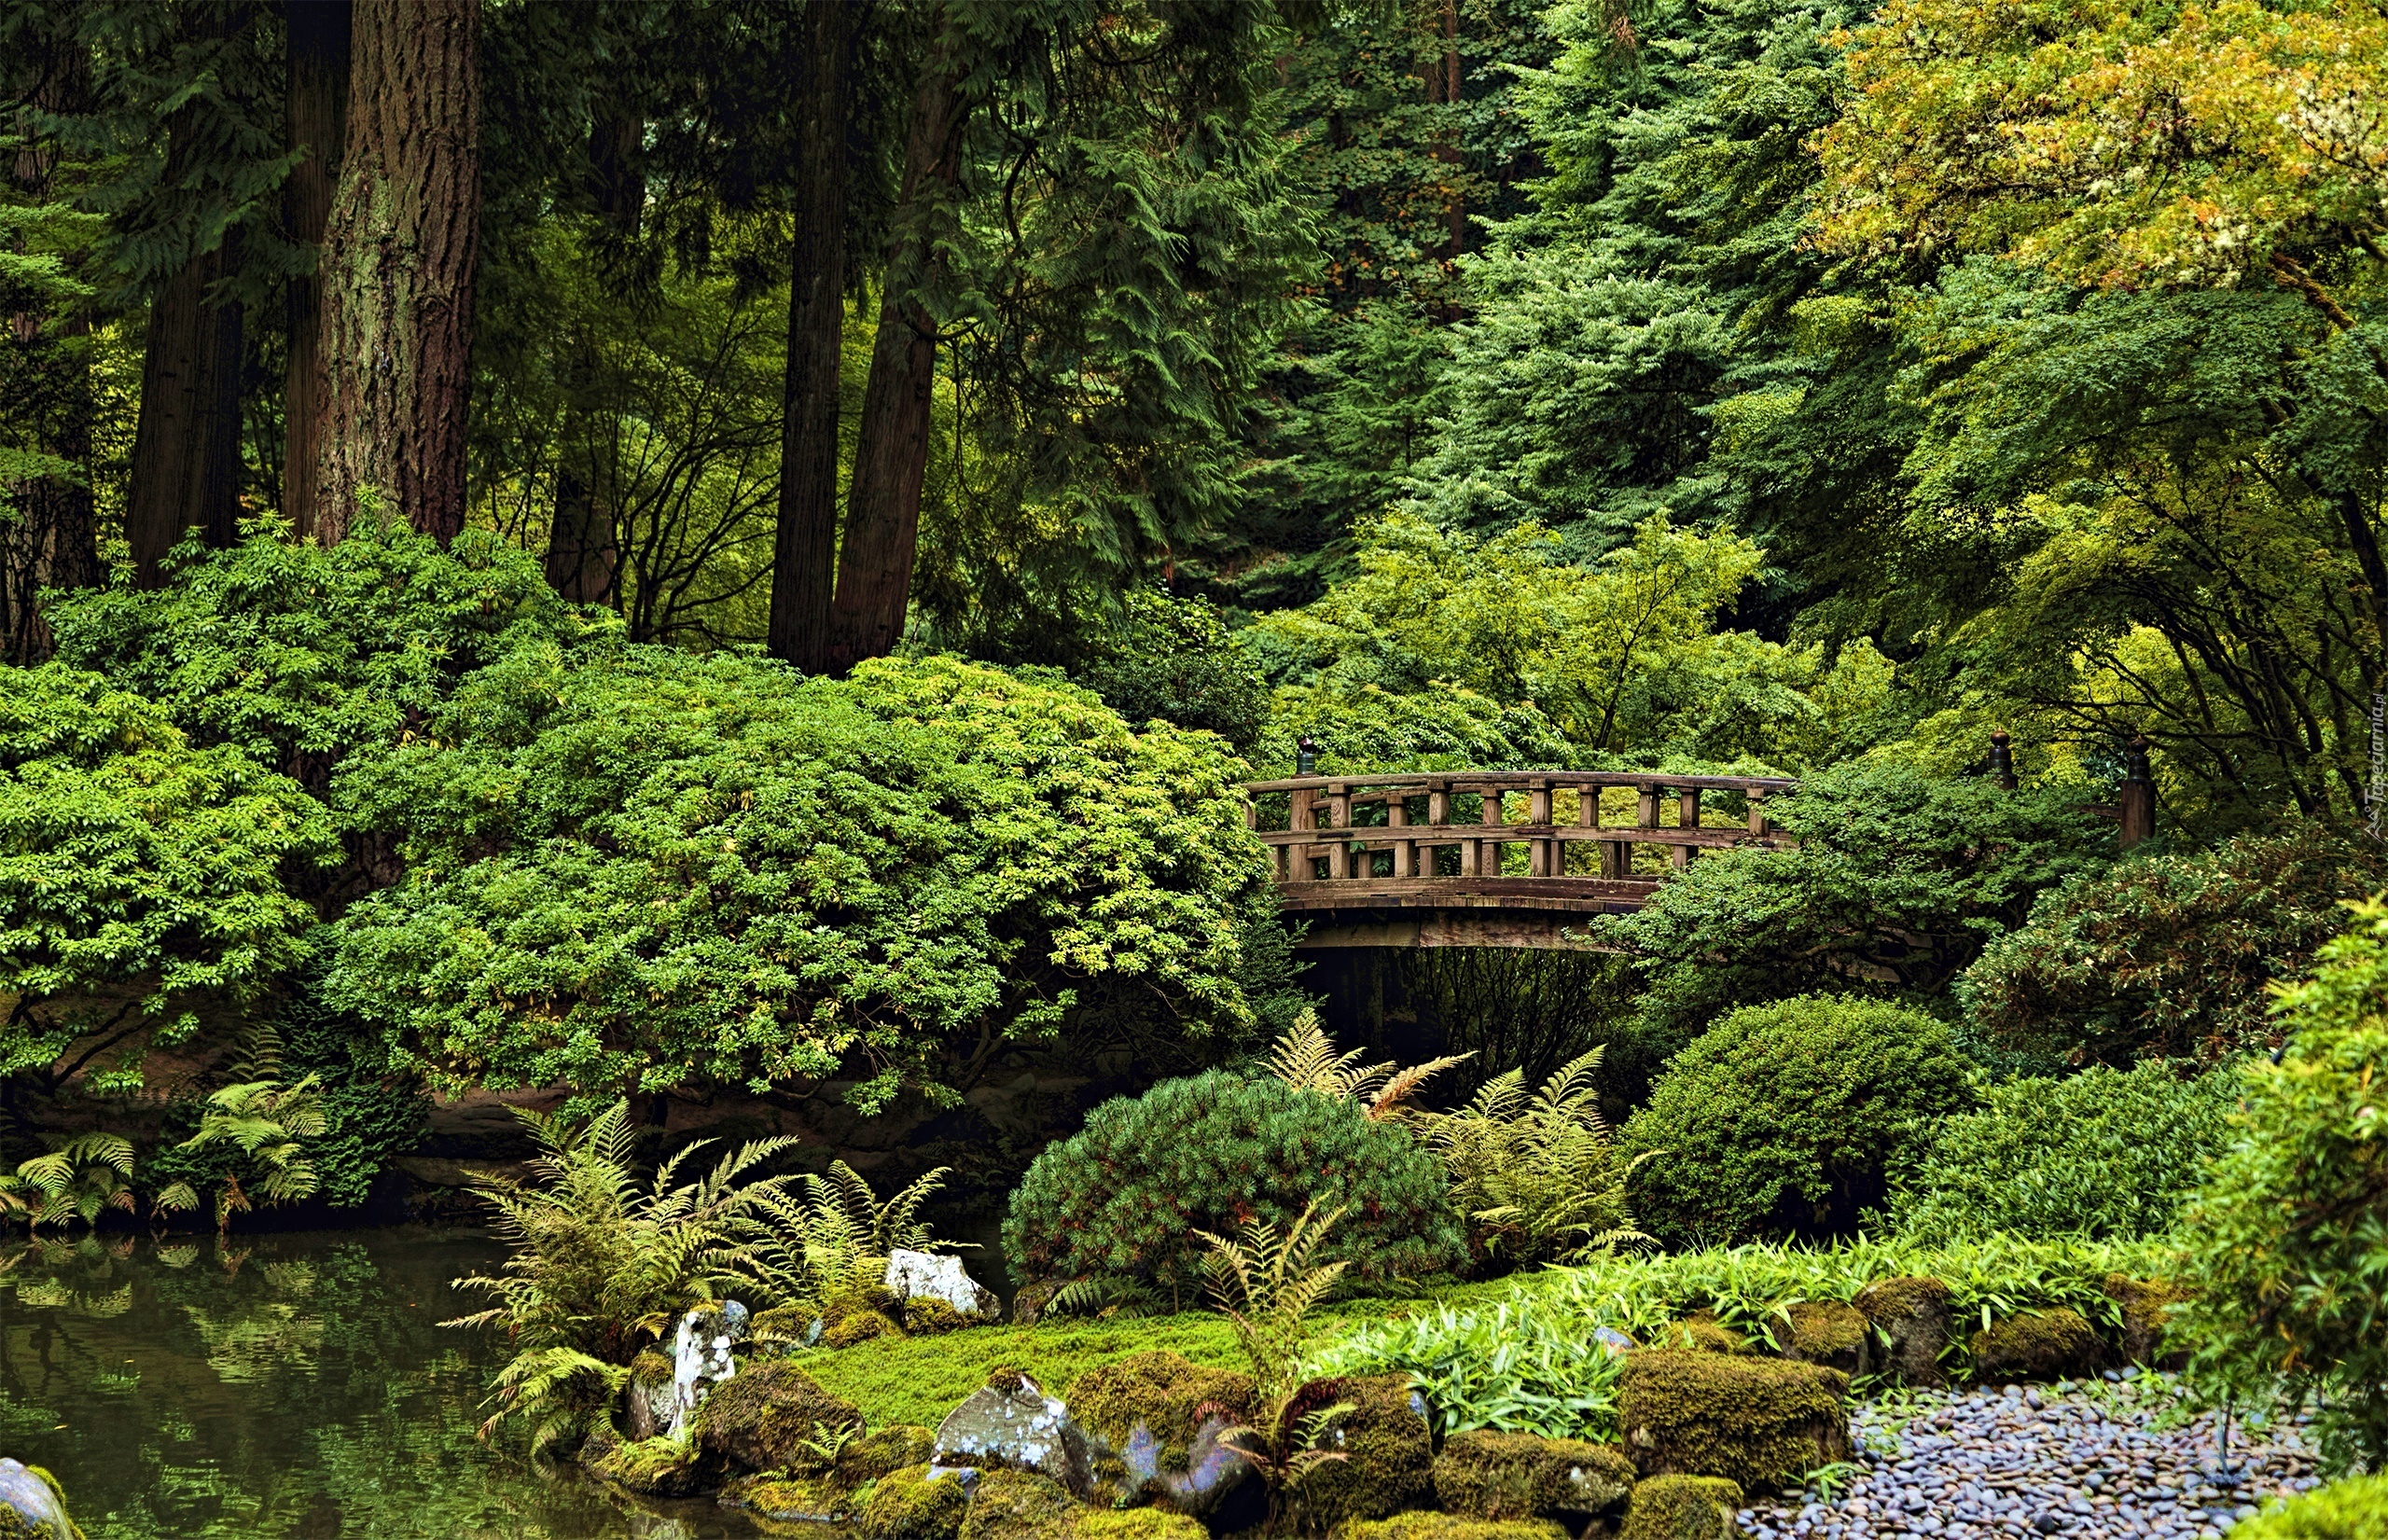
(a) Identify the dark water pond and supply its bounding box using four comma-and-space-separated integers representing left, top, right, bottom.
0, 1227, 769, 1539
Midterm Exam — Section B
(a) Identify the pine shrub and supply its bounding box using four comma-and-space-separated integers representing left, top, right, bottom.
1618, 995, 1974, 1245
1004, 1071, 1465, 1297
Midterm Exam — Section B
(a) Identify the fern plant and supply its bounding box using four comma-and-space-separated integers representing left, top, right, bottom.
729, 1159, 963, 1315
1421, 1047, 1648, 1268
1195, 1203, 1355, 1522
0, 1133, 136, 1230
1266, 1010, 1469, 1121
444, 1101, 798, 1450
154, 1075, 328, 1232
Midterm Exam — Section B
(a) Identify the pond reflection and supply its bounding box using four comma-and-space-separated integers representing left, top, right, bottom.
0, 1228, 766, 1538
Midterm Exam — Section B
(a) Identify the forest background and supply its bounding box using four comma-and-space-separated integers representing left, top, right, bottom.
7, 0, 2388, 1219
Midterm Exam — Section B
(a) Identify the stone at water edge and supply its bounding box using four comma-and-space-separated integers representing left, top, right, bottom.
935, 1369, 1099, 1499
889, 1249, 1001, 1321
1432, 1429, 1638, 1520
1063, 1350, 1261, 1519
0, 1460, 76, 1540
666, 1299, 750, 1437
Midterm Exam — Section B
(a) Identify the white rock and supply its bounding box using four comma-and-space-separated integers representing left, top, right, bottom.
886, 1248, 1000, 1319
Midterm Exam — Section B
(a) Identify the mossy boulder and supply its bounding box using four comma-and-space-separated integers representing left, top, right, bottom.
858, 1464, 975, 1540
959, 1468, 1084, 1540
841, 1423, 940, 1484
830, 1309, 907, 1348
752, 1305, 823, 1352
1285, 1374, 1437, 1531
1853, 1276, 1951, 1388
624, 1349, 677, 1440
1330, 1516, 1570, 1540
1657, 1312, 1750, 1355
1782, 1300, 1872, 1377
1969, 1308, 2103, 1383
1433, 1429, 1636, 1519
728, 1473, 856, 1522
0, 1460, 79, 1540
1617, 1350, 1849, 1492
1074, 1512, 1208, 1540
2103, 1276, 2190, 1369
905, 1298, 984, 1337
584, 1432, 717, 1498
1066, 1350, 1261, 1519
693, 1360, 865, 1472
1618, 1476, 1742, 1540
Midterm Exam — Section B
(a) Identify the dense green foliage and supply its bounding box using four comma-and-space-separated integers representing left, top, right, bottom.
1619, 995, 1976, 1245
1005, 1070, 1467, 1297
1603, 765, 2112, 1056
327, 647, 1276, 1111
1890, 1062, 2235, 1244
1960, 827, 2387, 1067
2175, 899, 2388, 1472
0, 665, 334, 1094
2234, 1476, 2388, 1540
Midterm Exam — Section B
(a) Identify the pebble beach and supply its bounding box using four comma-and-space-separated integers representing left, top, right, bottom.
1740, 1373, 2326, 1540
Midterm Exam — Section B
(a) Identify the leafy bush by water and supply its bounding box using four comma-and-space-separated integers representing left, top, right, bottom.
1891, 1061, 2234, 1244
1004, 1070, 1467, 1300
1619, 994, 1975, 1245
2173, 896, 2388, 1472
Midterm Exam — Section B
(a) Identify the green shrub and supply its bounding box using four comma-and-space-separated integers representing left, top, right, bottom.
1073, 589, 1270, 753
1891, 1061, 2233, 1244
2234, 1475, 2388, 1540
1961, 826, 2388, 1066
1004, 1070, 1466, 1298
327, 649, 1276, 1111
1618, 995, 1975, 1245
1599, 764, 2112, 1054
2173, 896, 2388, 1471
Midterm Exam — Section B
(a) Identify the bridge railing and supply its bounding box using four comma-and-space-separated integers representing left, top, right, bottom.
1241, 770, 1799, 891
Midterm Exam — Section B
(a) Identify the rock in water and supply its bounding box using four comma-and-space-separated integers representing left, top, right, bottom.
667, 1299, 750, 1437
888, 1249, 1001, 1321
0, 1460, 75, 1540
935, 1369, 1097, 1498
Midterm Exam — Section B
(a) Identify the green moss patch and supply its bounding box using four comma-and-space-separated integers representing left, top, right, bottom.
1432, 1430, 1637, 1519
1617, 1350, 1848, 1492
958, 1469, 1083, 1540
1619, 1475, 1742, 1540
857, 1464, 973, 1540
1329, 1515, 1570, 1540
1063, 1351, 1257, 1476
1287, 1374, 1437, 1531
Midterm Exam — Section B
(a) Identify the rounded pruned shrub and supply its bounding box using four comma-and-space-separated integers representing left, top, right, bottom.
2232, 1475, 2388, 1540
1004, 1070, 1466, 1296
1619, 995, 1974, 1246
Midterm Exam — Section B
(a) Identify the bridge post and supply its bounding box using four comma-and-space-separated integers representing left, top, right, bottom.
1291, 784, 1315, 880
1428, 779, 1451, 878
1636, 785, 1661, 876
1327, 783, 1354, 878
1529, 780, 1554, 876
1389, 787, 1417, 877
1674, 787, 1701, 870
2119, 734, 2156, 848
1480, 783, 1506, 878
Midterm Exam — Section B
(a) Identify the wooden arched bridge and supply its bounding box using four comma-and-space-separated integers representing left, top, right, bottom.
1242, 770, 1798, 950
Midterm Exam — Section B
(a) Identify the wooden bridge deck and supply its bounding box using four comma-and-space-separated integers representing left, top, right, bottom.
1243, 770, 1798, 950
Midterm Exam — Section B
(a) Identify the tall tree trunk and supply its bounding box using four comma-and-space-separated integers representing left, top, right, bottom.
281, 0, 352, 540
4, 27, 100, 656
768, 0, 853, 673
313, 0, 481, 546
544, 111, 641, 604
827, 39, 967, 672
1440, 0, 1465, 260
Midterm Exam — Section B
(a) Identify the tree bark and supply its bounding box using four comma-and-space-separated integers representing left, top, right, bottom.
281, 0, 352, 540
543, 110, 641, 604
126, 228, 246, 585
826, 37, 967, 672
768, 0, 853, 673
3, 29, 101, 656
313, 0, 481, 546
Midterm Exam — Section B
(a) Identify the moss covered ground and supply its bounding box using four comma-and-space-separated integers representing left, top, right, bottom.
790, 1283, 1525, 1429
